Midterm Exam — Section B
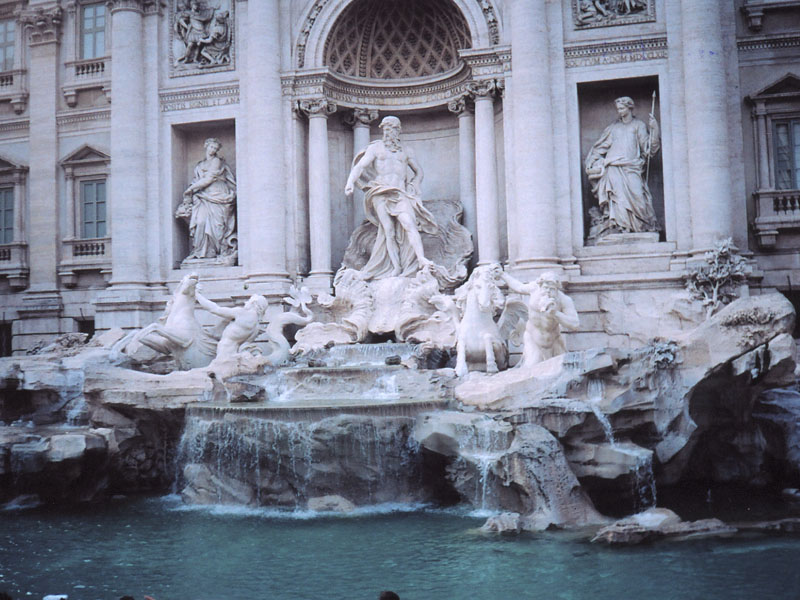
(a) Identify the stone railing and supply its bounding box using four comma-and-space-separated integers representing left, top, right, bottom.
0, 70, 28, 114
58, 237, 111, 287
753, 189, 800, 247
63, 58, 111, 107
0, 241, 29, 289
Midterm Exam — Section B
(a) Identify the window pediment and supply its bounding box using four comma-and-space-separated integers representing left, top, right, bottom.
750, 73, 800, 101
60, 144, 110, 168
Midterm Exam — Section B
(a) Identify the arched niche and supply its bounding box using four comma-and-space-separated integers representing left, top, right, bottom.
296, 0, 501, 71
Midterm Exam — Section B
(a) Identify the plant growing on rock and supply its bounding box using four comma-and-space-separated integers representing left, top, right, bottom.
685, 238, 749, 319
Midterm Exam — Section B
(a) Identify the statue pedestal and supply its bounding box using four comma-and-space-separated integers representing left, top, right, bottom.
180, 255, 237, 269
596, 232, 660, 246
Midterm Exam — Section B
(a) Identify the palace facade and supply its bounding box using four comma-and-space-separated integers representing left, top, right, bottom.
1, 0, 799, 353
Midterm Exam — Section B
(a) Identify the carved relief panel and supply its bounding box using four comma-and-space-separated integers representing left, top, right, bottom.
572, 0, 655, 29
170, 0, 234, 76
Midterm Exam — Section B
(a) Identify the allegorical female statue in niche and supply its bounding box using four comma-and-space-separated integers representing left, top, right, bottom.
175, 137, 237, 263
585, 96, 660, 240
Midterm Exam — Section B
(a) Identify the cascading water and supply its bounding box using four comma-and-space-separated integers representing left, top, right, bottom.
632, 452, 657, 511
450, 420, 513, 512
586, 377, 615, 445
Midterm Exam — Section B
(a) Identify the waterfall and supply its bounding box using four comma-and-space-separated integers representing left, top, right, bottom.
175, 410, 424, 508
451, 420, 512, 511
587, 378, 615, 446
632, 452, 657, 511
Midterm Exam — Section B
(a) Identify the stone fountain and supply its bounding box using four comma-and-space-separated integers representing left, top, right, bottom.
1, 118, 799, 538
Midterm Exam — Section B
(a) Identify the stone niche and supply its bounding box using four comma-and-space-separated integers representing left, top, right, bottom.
578, 76, 664, 245
171, 120, 237, 268
327, 108, 472, 270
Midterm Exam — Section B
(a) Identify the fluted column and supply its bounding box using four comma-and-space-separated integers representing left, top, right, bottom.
20, 7, 61, 292
244, 0, 289, 287
682, 1, 734, 250
469, 80, 500, 265
350, 108, 378, 229
300, 98, 337, 291
448, 95, 477, 259
107, 1, 147, 287
509, 0, 558, 272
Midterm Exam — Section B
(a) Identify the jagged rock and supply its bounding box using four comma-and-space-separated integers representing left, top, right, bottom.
10, 438, 49, 473
415, 412, 606, 530
181, 463, 256, 505
481, 512, 522, 533
565, 441, 652, 481
308, 495, 356, 512
755, 387, 800, 483
736, 517, 800, 533
591, 508, 736, 545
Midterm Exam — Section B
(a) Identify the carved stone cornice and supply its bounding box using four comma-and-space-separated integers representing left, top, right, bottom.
459, 46, 507, 80
466, 79, 498, 100
19, 6, 62, 45
564, 37, 667, 68
298, 97, 337, 118
107, 0, 147, 14
447, 94, 473, 116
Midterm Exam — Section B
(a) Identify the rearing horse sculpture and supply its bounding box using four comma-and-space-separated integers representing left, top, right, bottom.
114, 272, 217, 370
453, 265, 525, 378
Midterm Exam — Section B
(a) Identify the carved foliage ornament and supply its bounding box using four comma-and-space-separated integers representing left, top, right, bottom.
298, 98, 338, 117
19, 6, 62, 44
572, 0, 655, 29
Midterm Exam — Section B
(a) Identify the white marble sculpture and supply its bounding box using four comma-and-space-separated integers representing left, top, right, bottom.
175, 1, 232, 68
122, 272, 217, 370
345, 115, 437, 280
453, 264, 526, 378
585, 96, 660, 239
502, 270, 580, 368
195, 292, 269, 359
175, 138, 237, 264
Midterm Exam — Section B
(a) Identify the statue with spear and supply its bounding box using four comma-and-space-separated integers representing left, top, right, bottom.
585, 91, 661, 238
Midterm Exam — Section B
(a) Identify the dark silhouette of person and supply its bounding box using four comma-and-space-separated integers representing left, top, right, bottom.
379, 592, 400, 600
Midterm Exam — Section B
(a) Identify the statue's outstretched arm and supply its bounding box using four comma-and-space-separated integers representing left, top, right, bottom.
195, 292, 237, 320
556, 294, 580, 331
501, 270, 529, 295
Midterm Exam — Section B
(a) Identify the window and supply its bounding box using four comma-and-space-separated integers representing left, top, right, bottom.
0, 186, 12, 244
0, 19, 14, 72
0, 323, 10, 357
81, 3, 105, 60
774, 119, 800, 190
81, 179, 106, 238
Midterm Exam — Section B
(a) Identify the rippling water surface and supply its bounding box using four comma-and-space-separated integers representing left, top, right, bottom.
1, 496, 799, 600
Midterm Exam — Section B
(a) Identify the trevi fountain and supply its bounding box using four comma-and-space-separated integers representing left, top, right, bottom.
1, 111, 799, 598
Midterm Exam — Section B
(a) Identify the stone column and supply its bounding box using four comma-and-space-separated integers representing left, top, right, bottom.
350, 108, 378, 230
16, 7, 64, 348
300, 98, 337, 291
108, 0, 147, 288
753, 103, 771, 190
20, 7, 61, 293
469, 80, 500, 265
244, 0, 289, 289
448, 95, 477, 258
681, 0, 734, 250
509, 0, 558, 273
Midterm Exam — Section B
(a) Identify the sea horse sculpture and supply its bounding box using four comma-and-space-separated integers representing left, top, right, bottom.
453, 264, 526, 378
114, 272, 217, 370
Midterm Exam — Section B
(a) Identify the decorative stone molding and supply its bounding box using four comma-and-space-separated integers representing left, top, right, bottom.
447, 94, 473, 116
0, 120, 29, 135
741, 0, 800, 31
282, 65, 473, 111
297, 0, 331, 69
170, 0, 235, 77
343, 107, 379, 128
0, 70, 28, 114
56, 109, 111, 128
738, 33, 800, 52
460, 46, 507, 80
159, 84, 239, 111
564, 37, 667, 68
107, 0, 147, 13
466, 78, 498, 99
572, 0, 655, 29
19, 6, 63, 45
476, 0, 500, 45
298, 97, 337, 118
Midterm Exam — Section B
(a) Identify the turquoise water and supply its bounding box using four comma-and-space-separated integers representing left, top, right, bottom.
2, 496, 800, 600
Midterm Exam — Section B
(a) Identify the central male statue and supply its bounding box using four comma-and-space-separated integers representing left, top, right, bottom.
345, 116, 438, 280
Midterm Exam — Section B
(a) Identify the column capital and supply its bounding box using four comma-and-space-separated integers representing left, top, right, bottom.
19, 6, 63, 46
298, 98, 338, 118
467, 79, 499, 100
448, 94, 474, 116
353, 107, 379, 126
107, 0, 147, 14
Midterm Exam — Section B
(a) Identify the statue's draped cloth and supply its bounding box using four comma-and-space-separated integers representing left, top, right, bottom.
585, 118, 660, 233
189, 160, 237, 258
353, 144, 438, 280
